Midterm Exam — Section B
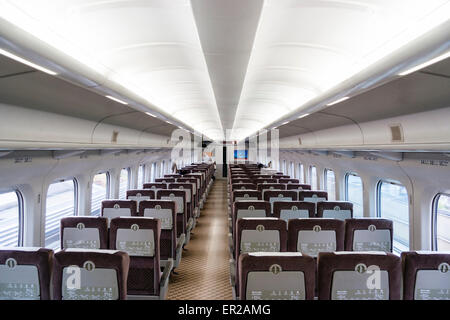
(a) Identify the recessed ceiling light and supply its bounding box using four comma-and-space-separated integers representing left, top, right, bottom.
145, 112, 157, 117
0, 48, 57, 75
398, 50, 450, 76
327, 96, 349, 106
298, 113, 310, 119
106, 95, 128, 105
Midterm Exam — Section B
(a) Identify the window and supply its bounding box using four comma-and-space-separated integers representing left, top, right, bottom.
346, 173, 363, 217
324, 169, 336, 201
298, 163, 304, 183
283, 160, 287, 174
138, 165, 145, 188
0, 190, 23, 247
310, 166, 317, 190
150, 162, 156, 182
290, 162, 294, 177
45, 180, 77, 249
119, 168, 130, 199
433, 194, 450, 251
377, 181, 409, 253
161, 161, 165, 176
91, 172, 110, 216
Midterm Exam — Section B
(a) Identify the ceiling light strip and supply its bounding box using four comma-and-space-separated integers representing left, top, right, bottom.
398, 50, 450, 76
0, 48, 57, 75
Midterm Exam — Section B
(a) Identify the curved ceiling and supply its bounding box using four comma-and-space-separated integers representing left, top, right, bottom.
1, 0, 449, 143
0, 0, 224, 140
231, 0, 450, 139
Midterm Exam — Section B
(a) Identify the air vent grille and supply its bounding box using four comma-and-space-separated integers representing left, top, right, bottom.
390, 124, 403, 142
111, 131, 119, 143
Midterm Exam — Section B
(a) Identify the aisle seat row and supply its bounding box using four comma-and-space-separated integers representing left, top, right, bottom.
0, 162, 215, 300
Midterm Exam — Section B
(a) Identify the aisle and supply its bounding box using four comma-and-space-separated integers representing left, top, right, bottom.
167, 179, 233, 300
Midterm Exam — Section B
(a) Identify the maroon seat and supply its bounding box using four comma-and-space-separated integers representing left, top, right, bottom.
155, 178, 175, 183
101, 199, 137, 221
401, 251, 450, 300
287, 219, 345, 256
273, 201, 315, 220
278, 178, 300, 184
254, 178, 278, 185
156, 189, 187, 239
126, 190, 155, 214
109, 217, 170, 299
52, 249, 129, 300
257, 183, 287, 192
231, 178, 253, 185
232, 190, 262, 204
0, 248, 53, 300
60, 216, 108, 249
298, 191, 328, 203
168, 183, 194, 230
232, 183, 257, 191
143, 183, 167, 190
286, 184, 312, 191
232, 201, 271, 240
317, 251, 402, 300
232, 218, 288, 299
238, 252, 316, 300
344, 218, 393, 252
139, 200, 178, 266
262, 190, 298, 214
317, 201, 353, 220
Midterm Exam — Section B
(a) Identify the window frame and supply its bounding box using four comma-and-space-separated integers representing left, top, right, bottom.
0, 189, 25, 247
376, 179, 410, 253
91, 172, 110, 216
119, 167, 131, 199
324, 168, 336, 200
345, 172, 361, 201
298, 163, 304, 182
309, 165, 317, 189
432, 193, 450, 251
45, 178, 78, 248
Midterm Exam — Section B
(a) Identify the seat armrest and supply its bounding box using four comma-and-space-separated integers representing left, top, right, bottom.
159, 258, 174, 300
229, 258, 236, 287
228, 232, 234, 252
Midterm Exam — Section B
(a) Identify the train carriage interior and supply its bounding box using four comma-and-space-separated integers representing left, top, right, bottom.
0, 0, 449, 308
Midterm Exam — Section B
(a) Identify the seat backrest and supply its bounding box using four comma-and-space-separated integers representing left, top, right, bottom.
126, 190, 155, 212
262, 190, 298, 214
287, 219, 345, 256
239, 252, 316, 300
164, 174, 181, 178
401, 251, 450, 300
0, 248, 53, 300
257, 183, 287, 192
139, 200, 177, 262
233, 200, 271, 222
344, 218, 393, 252
232, 183, 257, 191
278, 179, 300, 184
109, 217, 161, 296
155, 178, 176, 183
231, 178, 253, 185
236, 218, 287, 257
156, 189, 187, 237
317, 201, 353, 220
273, 201, 316, 221
254, 178, 278, 185
232, 190, 261, 203
60, 216, 108, 249
286, 184, 312, 191
298, 191, 328, 203
143, 183, 167, 190
317, 251, 401, 300
52, 249, 130, 300
102, 200, 137, 222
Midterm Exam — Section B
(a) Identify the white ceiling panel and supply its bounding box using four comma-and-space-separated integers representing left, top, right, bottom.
231, 0, 450, 139
0, 0, 224, 140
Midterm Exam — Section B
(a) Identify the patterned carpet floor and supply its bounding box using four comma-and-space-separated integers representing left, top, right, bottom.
167, 180, 233, 300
